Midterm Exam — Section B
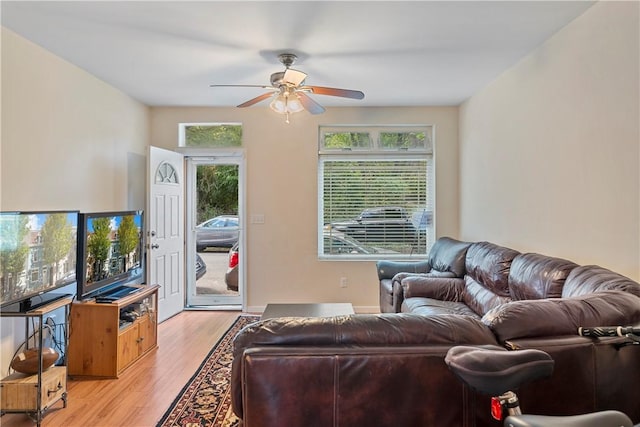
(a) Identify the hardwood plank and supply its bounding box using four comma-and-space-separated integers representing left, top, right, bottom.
1, 310, 240, 427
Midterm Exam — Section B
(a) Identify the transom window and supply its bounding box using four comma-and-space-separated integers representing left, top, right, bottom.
319, 125, 434, 259
178, 123, 242, 148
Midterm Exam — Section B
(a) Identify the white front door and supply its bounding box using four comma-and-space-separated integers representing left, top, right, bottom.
148, 146, 185, 322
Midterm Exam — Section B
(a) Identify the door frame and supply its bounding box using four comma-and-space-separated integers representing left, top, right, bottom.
183, 150, 246, 309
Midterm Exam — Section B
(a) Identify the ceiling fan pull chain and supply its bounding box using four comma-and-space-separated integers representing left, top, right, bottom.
284, 95, 290, 124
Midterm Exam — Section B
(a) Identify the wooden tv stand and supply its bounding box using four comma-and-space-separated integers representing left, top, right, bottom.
67, 284, 159, 378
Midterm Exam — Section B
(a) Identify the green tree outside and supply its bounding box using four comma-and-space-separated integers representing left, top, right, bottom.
0, 215, 30, 298
185, 125, 242, 147
197, 165, 238, 223
323, 132, 370, 149
379, 132, 427, 149
41, 213, 74, 285
117, 215, 139, 272
87, 217, 112, 282
323, 131, 426, 150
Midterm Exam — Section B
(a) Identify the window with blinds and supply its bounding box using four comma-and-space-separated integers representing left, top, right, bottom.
319, 126, 434, 259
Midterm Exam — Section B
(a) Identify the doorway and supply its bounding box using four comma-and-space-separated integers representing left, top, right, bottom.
185, 155, 244, 308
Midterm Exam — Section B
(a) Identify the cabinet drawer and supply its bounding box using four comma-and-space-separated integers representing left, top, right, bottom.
1, 366, 66, 411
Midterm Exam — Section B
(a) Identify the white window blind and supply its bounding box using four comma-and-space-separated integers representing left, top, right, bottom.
319, 126, 434, 259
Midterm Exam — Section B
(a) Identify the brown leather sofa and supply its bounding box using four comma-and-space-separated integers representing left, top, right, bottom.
232, 239, 640, 426
377, 236, 471, 313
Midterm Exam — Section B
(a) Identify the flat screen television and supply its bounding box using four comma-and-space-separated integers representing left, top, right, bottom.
76, 210, 145, 301
0, 211, 78, 312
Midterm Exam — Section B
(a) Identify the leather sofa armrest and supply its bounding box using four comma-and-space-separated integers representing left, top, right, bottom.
402, 276, 465, 301
376, 260, 430, 280
482, 290, 640, 342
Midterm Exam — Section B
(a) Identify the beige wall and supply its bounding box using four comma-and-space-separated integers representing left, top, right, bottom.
459, 1, 640, 280
151, 106, 459, 311
1, 28, 149, 371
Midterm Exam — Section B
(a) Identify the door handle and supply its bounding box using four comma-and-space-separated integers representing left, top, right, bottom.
151, 244, 159, 249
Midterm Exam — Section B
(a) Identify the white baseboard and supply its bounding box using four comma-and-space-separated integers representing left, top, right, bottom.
245, 304, 380, 315
352, 305, 380, 314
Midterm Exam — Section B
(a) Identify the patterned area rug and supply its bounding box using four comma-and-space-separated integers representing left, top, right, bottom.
157, 315, 260, 427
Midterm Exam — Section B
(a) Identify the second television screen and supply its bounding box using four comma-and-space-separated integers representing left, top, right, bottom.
78, 210, 144, 299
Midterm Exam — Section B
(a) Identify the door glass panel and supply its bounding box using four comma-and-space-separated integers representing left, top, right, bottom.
191, 163, 240, 302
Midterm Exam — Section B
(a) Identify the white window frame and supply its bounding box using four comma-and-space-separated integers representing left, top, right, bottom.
318, 125, 435, 260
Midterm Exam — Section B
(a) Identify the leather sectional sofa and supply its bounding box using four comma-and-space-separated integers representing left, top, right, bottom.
231, 238, 640, 426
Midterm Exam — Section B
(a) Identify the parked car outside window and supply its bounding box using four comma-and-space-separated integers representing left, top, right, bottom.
196, 215, 239, 251
329, 207, 431, 245
323, 230, 398, 255
195, 254, 207, 280
225, 243, 239, 291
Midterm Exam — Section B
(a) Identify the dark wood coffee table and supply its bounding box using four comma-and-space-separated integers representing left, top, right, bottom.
261, 303, 354, 320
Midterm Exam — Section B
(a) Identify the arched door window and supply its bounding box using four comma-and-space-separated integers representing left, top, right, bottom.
156, 161, 179, 184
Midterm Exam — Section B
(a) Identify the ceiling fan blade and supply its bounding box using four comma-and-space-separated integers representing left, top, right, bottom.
237, 92, 274, 108
282, 69, 307, 87
302, 85, 365, 100
296, 92, 325, 115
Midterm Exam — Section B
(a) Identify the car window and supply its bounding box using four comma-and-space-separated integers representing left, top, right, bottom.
384, 209, 403, 219
204, 218, 225, 228
361, 211, 383, 220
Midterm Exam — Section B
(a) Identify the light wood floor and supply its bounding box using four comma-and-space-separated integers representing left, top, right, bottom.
1, 310, 240, 427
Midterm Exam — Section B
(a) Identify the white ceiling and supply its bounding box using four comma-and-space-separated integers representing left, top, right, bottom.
1, 1, 595, 108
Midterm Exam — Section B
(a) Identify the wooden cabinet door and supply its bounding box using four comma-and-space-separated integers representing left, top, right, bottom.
117, 325, 140, 373
137, 315, 156, 355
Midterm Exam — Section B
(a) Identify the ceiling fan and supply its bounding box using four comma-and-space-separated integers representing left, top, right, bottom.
210, 53, 364, 122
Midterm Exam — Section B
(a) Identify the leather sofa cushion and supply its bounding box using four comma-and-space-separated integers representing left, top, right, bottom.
462, 276, 512, 316
401, 276, 464, 301
428, 237, 472, 277
482, 290, 640, 342
509, 253, 578, 300
402, 297, 480, 318
562, 265, 640, 298
465, 241, 520, 297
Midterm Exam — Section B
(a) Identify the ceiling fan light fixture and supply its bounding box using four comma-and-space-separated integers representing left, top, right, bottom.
270, 89, 304, 123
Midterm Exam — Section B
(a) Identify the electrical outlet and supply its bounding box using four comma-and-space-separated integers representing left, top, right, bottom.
340, 277, 348, 288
